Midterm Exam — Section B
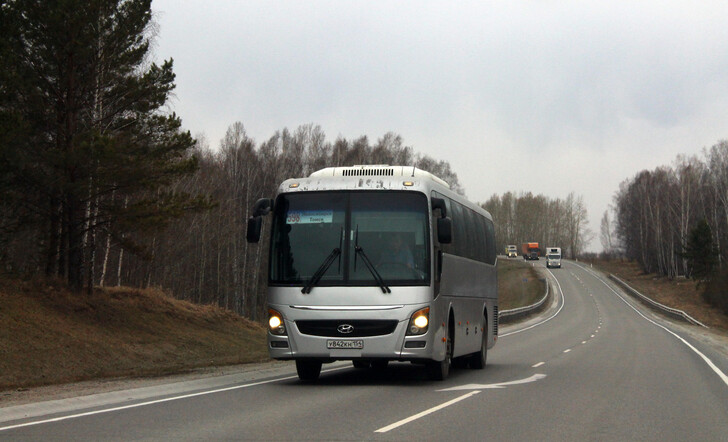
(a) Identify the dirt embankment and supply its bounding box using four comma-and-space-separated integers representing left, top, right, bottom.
591, 259, 728, 332
0, 279, 268, 391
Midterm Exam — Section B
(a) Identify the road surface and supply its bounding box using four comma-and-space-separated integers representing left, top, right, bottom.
2, 260, 728, 440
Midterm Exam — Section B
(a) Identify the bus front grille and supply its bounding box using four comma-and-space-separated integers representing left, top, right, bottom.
296, 320, 398, 337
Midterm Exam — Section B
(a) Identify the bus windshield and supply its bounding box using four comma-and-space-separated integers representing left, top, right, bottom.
269, 191, 430, 287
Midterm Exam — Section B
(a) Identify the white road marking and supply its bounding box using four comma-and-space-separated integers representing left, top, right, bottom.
376, 373, 548, 432
532, 362, 545, 368
375, 391, 481, 433
501, 268, 566, 337
0, 366, 351, 432
575, 262, 728, 389
438, 373, 547, 391
564, 349, 572, 353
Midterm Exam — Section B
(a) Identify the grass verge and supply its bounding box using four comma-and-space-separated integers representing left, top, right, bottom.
0, 278, 268, 390
590, 258, 728, 332
0, 260, 540, 391
498, 258, 545, 310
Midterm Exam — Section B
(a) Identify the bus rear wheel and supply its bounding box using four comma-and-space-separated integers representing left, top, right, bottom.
469, 324, 487, 369
296, 360, 322, 381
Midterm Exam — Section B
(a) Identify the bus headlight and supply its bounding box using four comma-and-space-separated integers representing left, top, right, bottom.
407, 307, 429, 335
268, 309, 286, 336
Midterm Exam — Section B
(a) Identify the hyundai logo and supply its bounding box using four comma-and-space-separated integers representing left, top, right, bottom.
337, 324, 355, 334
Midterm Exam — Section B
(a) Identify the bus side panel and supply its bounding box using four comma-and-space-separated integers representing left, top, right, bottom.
439, 253, 497, 358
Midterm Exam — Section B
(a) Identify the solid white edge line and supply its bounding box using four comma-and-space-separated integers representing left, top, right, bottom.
575, 262, 728, 389
500, 267, 566, 337
374, 391, 481, 433
0, 366, 351, 432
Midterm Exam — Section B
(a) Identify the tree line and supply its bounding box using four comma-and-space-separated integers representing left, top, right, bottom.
120, 124, 462, 320
1, 0, 597, 322
0, 0, 211, 293
611, 141, 728, 312
0, 0, 465, 322
480, 192, 592, 259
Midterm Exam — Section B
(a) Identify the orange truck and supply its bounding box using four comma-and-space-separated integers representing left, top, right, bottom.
521, 242, 540, 260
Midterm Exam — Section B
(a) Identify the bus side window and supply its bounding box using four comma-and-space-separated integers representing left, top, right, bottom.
485, 219, 496, 264
451, 202, 465, 256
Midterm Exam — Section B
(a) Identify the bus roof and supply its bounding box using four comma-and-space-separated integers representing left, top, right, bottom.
309, 165, 450, 188
279, 165, 452, 195
277, 165, 491, 221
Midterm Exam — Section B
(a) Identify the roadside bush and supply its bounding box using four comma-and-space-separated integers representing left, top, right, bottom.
703, 269, 728, 314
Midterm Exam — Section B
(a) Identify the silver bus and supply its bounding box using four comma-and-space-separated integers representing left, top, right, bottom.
246, 165, 498, 381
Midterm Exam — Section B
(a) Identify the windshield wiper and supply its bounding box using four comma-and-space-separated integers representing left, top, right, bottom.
301, 247, 341, 294
355, 246, 391, 293
353, 225, 391, 293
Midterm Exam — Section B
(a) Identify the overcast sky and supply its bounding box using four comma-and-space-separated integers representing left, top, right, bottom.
151, 1, 728, 252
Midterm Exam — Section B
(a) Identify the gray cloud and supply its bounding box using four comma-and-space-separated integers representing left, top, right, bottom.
153, 0, 728, 251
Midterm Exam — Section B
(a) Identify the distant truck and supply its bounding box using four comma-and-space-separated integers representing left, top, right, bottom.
521, 242, 539, 260
546, 247, 562, 268
506, 245, 518, 258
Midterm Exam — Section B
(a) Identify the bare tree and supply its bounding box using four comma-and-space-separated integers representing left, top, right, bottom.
600, 210, 614, 256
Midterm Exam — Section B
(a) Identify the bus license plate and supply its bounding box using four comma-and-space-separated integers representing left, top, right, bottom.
327, 340, 363, 349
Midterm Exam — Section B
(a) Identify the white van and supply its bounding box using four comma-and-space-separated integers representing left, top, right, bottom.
546, 247, 561, 268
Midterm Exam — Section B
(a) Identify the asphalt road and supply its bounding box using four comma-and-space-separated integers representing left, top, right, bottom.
2, 259, 728, 440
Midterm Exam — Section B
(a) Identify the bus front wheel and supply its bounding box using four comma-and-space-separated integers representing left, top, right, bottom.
427, 326, 452, 380
296, 360, 322, 381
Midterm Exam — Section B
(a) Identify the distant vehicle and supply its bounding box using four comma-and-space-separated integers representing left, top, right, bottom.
246, 165, 498, 382
546, 247, 562, 268
506, 244, 518, 258
522, 242, 539, 260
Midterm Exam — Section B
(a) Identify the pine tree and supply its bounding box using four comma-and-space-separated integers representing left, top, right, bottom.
0, 0, 210, 292
681, 219, 718, 283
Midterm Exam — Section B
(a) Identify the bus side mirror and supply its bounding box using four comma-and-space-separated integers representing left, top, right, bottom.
246, 198, 273, 243
246, 216, 263, 243
437, 217, 452, 244
431, 197, 447, 218
252, 198, 273, 217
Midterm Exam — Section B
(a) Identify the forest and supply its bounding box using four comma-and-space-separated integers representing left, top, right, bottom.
0, 0, 599, 322
481, 191, 591, 260
612, 142, 728, 312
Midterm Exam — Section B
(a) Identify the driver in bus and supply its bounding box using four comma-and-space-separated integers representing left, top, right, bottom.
378, 233, 415, 269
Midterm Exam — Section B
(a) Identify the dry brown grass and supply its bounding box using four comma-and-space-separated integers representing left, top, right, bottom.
592, 259, 728, 332
498, 258, 545, 310
0, 260, 542, 391
0, 278, 268, 390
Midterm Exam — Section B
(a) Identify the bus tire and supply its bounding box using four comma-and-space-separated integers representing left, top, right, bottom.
352, 360, 370, 369
296, 360, 322, 381
371, 360, 388, 370
427, 322, 452, 380
469, 324, 487, 369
